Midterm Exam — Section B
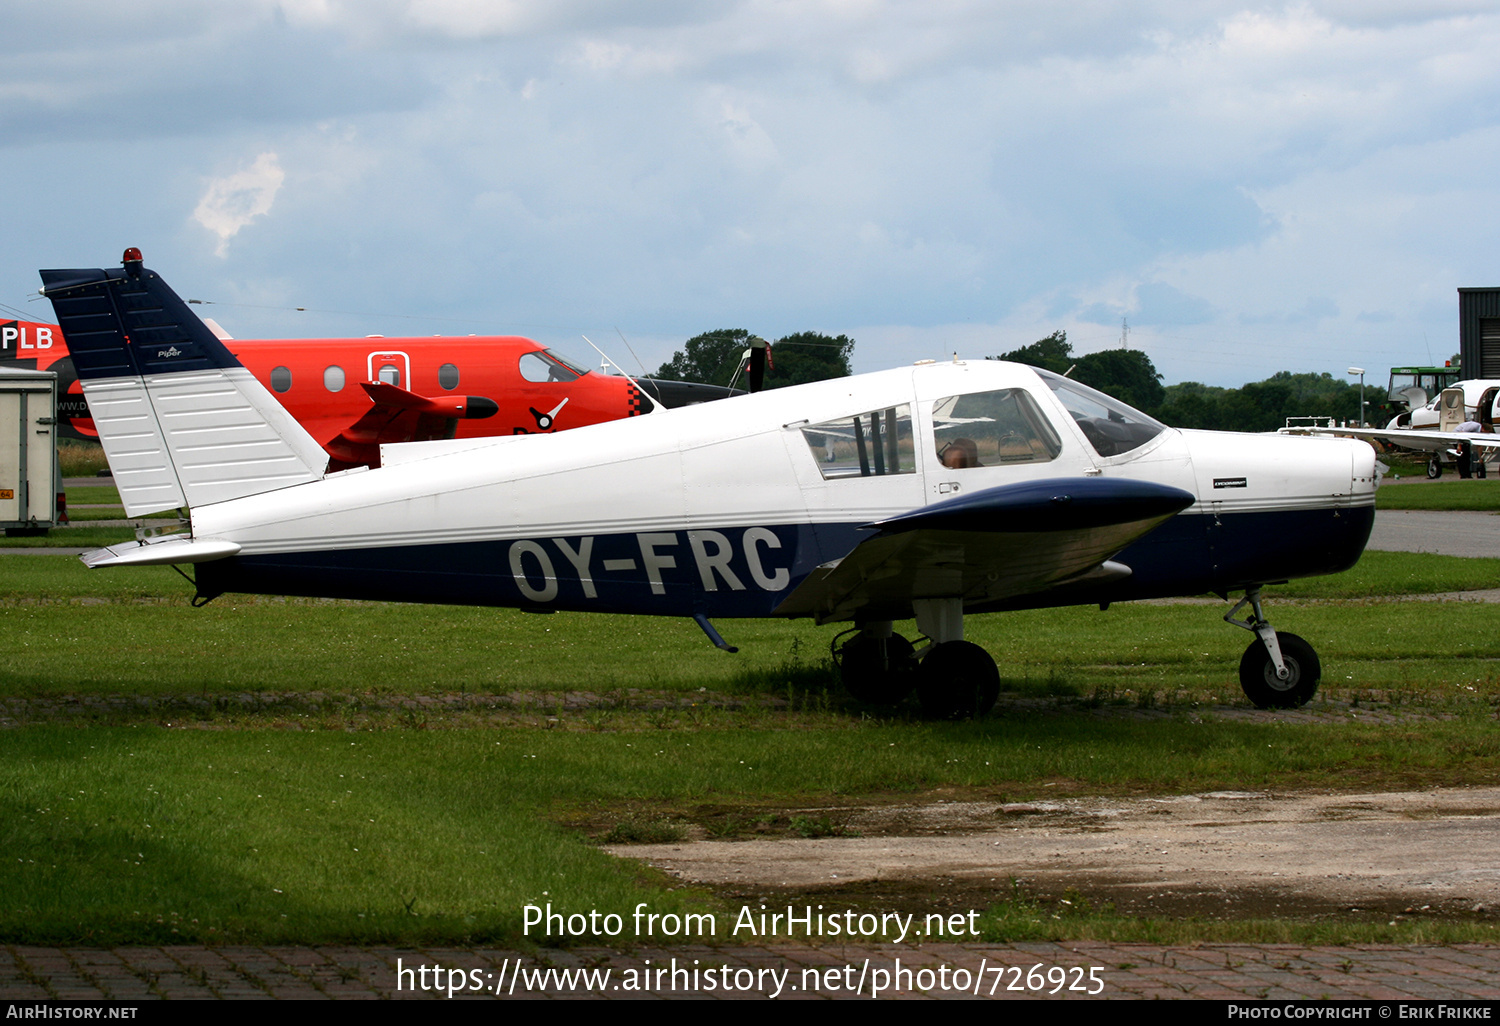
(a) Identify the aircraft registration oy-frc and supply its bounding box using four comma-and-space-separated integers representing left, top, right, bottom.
40, 250, 1381, 718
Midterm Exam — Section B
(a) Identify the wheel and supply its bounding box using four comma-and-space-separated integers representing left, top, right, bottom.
838, 633, 917, 705
1238, 631, 1320, 709
917, 640, 1000, 719
1427, 456, 1442, 479
1479, 460, 1488, 480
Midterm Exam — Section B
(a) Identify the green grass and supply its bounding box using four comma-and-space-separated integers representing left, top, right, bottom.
973, 882, 1500, 945
1, 552, 1497, 702
63, 485, 122, 505
5, 549, 1500, 948
1377, 480, 1500, 511
3, 580, 1498, 702
1271, 550, 1500, 598
63, 508, 178, 523
0, 527, 136, 548
6, 714, 1500, 947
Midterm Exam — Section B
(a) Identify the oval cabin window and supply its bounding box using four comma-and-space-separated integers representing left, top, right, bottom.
324, 365, 345, 392
378, 364, 401, 387
438, 363, 460, 390
270, 366, 292, 393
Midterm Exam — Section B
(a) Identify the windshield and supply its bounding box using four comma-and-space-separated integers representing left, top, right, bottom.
519, 348, 590, 384
1035, 369, 1166, 458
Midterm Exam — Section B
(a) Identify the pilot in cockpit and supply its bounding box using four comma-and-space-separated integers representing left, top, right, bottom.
938, 437, 980, 469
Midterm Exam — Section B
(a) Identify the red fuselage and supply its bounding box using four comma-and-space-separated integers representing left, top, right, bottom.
2, 319, 647, 466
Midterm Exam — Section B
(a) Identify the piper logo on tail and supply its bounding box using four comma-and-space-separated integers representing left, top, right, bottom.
157, 346, 183, 359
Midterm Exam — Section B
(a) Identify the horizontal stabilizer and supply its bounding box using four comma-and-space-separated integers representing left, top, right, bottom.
81, 536, 241, 568
39, 253, 328, 515
359, 381, 499, 420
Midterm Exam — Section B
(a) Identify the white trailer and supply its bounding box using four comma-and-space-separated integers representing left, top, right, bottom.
0, 367, 62, 535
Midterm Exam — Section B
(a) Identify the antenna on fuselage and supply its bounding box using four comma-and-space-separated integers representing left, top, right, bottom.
613, 326, 652, 380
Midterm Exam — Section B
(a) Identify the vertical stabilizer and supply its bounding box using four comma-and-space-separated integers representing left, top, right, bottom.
39, 250, 327, 516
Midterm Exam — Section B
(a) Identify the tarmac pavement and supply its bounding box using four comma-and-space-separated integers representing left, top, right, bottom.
4, 941, 1500, 1001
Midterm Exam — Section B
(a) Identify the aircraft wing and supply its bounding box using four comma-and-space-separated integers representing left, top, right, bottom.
774, 477, 1194, 624
1279, 425, 1500, 453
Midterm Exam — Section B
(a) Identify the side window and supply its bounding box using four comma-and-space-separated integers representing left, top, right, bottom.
323, 365, 345, 392
270, 366, 292, 393
438, 363, 460, 390
932, 389, 1062, 469
377, 363, 401, 387
801, 405, 914, 479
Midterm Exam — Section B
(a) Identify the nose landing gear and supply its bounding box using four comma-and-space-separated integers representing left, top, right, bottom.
1225, 587, 1321, 708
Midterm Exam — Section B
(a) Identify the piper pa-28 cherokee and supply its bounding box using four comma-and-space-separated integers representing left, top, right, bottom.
6, 263, 733, 469
41, 251, 1380, 717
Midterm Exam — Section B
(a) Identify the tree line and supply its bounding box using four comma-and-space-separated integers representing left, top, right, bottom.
991, 330, 1369, 432
655, 326, 1370, 431
655, 329, 854, 390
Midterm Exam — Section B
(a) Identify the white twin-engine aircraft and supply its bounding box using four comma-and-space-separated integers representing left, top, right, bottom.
41, 253, 1380, 717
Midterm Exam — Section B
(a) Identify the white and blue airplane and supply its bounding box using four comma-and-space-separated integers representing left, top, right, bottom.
40, 251, 1381, 716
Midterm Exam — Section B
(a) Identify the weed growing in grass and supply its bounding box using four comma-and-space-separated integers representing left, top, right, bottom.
788, 814, 855, 839
601, 819, 689, 844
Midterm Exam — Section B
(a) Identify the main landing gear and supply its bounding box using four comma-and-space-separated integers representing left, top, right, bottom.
1225, 587, 1321, 708
833, 598, 1000, 719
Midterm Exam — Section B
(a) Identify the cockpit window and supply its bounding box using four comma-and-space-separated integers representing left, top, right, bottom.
1036, 369, 1166, 457
519, 349, 588, 384
801, 405, 915, 479
932, 389, 1061, 469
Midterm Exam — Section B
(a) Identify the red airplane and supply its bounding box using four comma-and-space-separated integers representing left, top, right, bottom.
4, 271, 734, 469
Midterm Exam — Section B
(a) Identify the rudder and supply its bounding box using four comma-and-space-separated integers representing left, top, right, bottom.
39, 249, 327, 516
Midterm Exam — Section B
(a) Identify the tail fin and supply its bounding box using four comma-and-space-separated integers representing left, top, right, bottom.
39, 249, 327, 516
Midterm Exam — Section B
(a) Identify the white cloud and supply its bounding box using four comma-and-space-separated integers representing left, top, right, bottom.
192, 152, 285, 257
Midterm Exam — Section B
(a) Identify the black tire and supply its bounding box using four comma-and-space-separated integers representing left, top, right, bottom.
1238, 631, 1320, 709
917, 640, 1000, 719
839, 633, 917, 705
1427, 456, 1442, 479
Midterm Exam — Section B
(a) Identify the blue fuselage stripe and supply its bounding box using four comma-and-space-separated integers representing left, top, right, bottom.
195, 506, 1375, 618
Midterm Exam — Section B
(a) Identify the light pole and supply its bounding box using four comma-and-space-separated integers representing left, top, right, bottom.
1347, 367, 1366, 426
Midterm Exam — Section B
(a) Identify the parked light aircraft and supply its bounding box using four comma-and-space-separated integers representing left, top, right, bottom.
1385, 379, 1500, 432
40, 251, 1381, 716
1285, 383, 1500, 479
1379, 381, 1500, 478
3, 288, 733, 469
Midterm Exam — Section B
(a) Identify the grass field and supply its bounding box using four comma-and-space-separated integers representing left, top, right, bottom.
1377, 479, 1500, 511
3, 546, 1500, 948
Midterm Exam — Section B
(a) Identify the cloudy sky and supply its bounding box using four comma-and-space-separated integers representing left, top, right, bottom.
4, 1, 1499, 387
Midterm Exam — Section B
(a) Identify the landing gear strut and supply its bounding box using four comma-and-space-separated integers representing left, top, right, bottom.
1225, 587, 1321, 708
